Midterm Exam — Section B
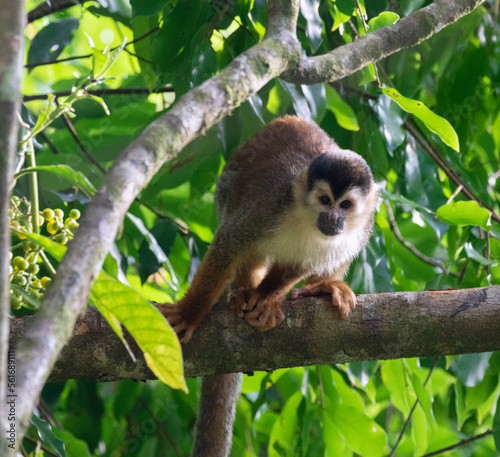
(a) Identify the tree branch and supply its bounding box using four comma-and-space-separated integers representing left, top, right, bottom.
9, 287, 500, 381
282, 0, 484, 84
0, 0, 25, 454
27, 0, 82, 23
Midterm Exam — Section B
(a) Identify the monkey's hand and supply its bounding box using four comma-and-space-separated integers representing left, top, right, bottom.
157, 300, 201, 344
237, 290, 286, 332
289, 280, 356, 318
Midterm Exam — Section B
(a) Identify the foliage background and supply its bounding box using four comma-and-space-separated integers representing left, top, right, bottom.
13, 0, 500, 455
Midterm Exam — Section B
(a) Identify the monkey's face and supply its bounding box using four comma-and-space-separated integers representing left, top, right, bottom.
304, 151, 375, 238
307, 180, 370, 236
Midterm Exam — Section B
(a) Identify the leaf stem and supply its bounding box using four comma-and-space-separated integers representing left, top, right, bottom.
27, 139, 39, 235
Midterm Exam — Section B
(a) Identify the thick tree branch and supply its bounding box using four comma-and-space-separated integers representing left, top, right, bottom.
12, 0, 485, 443
282, 0, 484, 84
0, 0, 25, 455
9, 287, 500, 381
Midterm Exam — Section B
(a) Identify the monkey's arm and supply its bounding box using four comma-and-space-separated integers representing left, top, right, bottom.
289, 265, 356, 318
158, 239, 236, 343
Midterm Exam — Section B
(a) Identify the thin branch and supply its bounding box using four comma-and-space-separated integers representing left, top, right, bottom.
420, 430, 492, 457
384, 201, 459, 277
404, 120, 500, 223
27, 0, 81, 23
282, 0, 484, 84
24, 26, 160, 69
60, 110, 106, 174
23, 87, 173, 102
387, 358, 439, 457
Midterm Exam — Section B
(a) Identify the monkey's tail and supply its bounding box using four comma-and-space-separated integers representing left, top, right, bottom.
191, 373, 243, 457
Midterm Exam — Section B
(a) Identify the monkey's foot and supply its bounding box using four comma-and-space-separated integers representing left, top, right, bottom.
289, 280, 356, 318
243, 292, 286, 332
157, 302, 197, 343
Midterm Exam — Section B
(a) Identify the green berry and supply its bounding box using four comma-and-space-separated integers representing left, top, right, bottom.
13, 256, 29, 271
27, 263, 39, 275
69, 209, 81, 220
55, 233, 68, 245
41, 277, 52, 288
54, 208, 64, 220
13, 275, 27, 286
11, 196, 21, 207
10, 295, 22, 310
42, 208, 55, 221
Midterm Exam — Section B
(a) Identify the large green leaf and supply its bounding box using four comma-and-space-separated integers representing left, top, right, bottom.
90, 272, 187, 392
31, 411, 66, 457
382, 87, 460, 152
325, 85, 360, 131
14, 165, 96, 196
368, 12, 399, 31
436, 201, 490, 230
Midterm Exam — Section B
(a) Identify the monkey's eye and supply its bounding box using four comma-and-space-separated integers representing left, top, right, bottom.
319, 196, 331, 205
340, 200, 352, 209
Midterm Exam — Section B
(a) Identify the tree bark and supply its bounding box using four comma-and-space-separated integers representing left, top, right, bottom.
9, 286, 500, 382
10, 0, 486, 444
0, 0, 25, 455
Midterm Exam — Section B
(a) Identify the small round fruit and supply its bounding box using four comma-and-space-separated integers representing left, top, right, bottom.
67, 220, 79, 233
47, 220, 60, 235
41, 276, 52, 288
37, 215, 44, 226
54, 208, 64, 219
42, 208, 55, 221
10, 295, 22, 310
13, 256, 29, 271
69, 209, 81, 220
11, 196, 21, 207
13, 275, 27, 286
22, 240, 33, 251
55, 233, 68, 245
17, 227, 27, 240
27, 263, 40, 275
10, 220, 21, 230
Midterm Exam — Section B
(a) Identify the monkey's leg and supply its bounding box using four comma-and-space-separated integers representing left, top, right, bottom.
289, 273, 356, 318
229, 261, 268, 317
243, 264, 305, 332
191, 373, 242, 457
158, 245, 236, 343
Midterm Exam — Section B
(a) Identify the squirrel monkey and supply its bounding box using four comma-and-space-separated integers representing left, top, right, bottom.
160, 115, 376, 342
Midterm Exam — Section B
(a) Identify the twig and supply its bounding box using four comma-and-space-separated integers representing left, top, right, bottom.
24, 26, 160, 69
23, 87, 173, 102
445, 185, 463, 204
60, 111, 106, 174
387, 358, 439, 457
404, 120, 500, 224
27, 0, 81, 23
354, 0, 381, 85
384, 201, 459, 277
420, 430, 492, 457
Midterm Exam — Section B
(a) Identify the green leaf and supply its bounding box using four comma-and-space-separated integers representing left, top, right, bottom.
451, 353, 493, 387
27, 18, 79, 68
131, 0, 171, 17
90, 272, 187, 392
368, 12, 400, 31
92, 38, 128, 80
268, 391, 303, 457
329, 403, 388, 457
300, 0, 323, 52
381, 360, 411, 415
493, 395, 500, 452
325, 85, 360, 131
14, 165, 96, 196
10, 230, 66, 261
381, 87, 460, 152
436, 201, 490, 230
52, 428, 91, 457
31, 411, 66, 457
411, 403, 428, 456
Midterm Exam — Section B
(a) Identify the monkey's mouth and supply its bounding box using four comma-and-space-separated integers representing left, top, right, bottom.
318, 225, 344, 236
